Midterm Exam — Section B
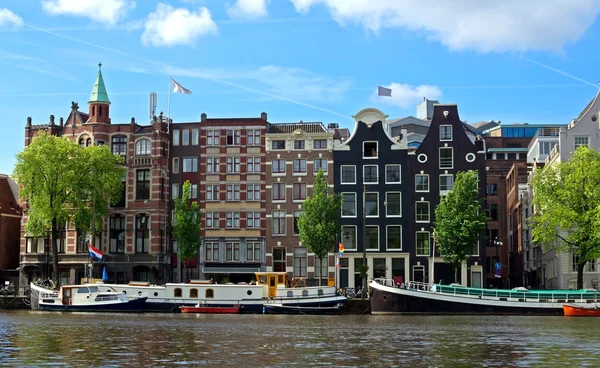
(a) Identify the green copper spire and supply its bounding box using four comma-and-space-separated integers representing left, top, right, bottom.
89, 62, 111, 104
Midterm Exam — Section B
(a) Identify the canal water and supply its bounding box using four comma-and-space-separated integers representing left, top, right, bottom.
1, 311, 600, 367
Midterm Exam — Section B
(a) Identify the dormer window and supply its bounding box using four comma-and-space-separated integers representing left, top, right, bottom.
363, 141, 378, 158
135, 139, 151, 156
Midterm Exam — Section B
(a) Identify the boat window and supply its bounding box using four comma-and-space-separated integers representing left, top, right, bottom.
318, 289, 324, 296
153, 292, 158, 297
190, 288, 198, 298
77, 287, 90, 294
95, 294, 119, 302
88, 286, 99, 293
259, 276, 266, 283
174, 288, 182, 297
206, 289, 214, 298
302, 290, 308, 297
278, 275, 284, 284
247, 290, 252, 296
287, 291, 293, 297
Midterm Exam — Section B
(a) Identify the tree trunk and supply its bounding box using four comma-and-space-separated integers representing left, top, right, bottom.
50, 192, 59, 287
577, 262, 586, 290
178, 255, 182, 283
319, 256, 323, 286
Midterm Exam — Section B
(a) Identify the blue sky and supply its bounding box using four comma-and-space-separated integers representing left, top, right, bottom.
1, 0, 600, 174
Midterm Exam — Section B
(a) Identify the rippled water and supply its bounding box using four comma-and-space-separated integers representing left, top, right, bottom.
1, 311, 600, 367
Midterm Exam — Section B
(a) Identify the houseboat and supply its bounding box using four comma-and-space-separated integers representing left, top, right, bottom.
95, 272, 347, 313
370, 279, 600, 315
30, 283, 147, 313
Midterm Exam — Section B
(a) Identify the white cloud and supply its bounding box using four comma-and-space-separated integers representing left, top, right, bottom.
378, 83, 442, 109
0, 8, 23, 27
289, 0, 600, 52
141, 3, 218, 47
41, 0, 135, 25
226, 0, 268, 19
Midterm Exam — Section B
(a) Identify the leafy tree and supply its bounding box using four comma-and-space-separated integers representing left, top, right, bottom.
530, 146, 600, 289
13, 133, 124, 286
172, 180, 202, 282
433, 170, 487, 283
297, 169, 342, 286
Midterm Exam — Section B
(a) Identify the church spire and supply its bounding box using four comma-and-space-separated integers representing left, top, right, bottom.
89, 62, 111, 105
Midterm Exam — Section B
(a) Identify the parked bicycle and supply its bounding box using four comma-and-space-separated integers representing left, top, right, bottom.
342, 286, 368, 299
0, 282, 16, 296
35, 278, 55, 289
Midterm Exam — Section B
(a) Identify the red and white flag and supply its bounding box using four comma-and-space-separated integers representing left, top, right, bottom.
171, 78, 192, 94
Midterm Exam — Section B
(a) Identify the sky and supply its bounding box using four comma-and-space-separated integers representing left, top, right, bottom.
1, 0, 600, 174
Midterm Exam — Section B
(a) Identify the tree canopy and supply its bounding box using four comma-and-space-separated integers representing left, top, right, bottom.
13, 132, 124, 286
172, 180, 202, 282
433, 170, 487, 283
530, 146, 600, 289
297, 169, 342, 285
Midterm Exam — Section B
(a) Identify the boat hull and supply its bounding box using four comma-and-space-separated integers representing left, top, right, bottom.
370, 283, 563, 315
39, 297, 147, 313
263, 304, 344, 315
180, 305, 240, 314
563, 304, 600, 317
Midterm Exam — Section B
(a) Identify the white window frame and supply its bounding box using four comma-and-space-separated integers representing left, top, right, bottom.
246, 212, 261, 229
363, 141, 378, 159
341, 225, 357, 250
226, 129, 241, 146
226, 212, 240, 228
182, 129, 190, 146
172, 130, 180, 146
574, 136, 589, 149
247, 184, 260, 201
206, 185, 219, 201
205, 212, 220, 229
292, 182, 307, 201
416, 231, 430, 256
272, 159, 286, 174
207, 129, 220, 146
364, 192, 379, 218
293, 140, 305, 150
272, 183, 286, 201
247, 157, 261, 173
439, 147, 454, 169
440, 125, 453, 141
385, 164, 401, 184
226, 184, 240, 201
272, 210, 287, 236
415, 174, 429, 192
172, 183, 179, 199
247, 129, 261, 146
293, 159, 307, 174
365, 225, 379, 250
440, 174, 454, 192
363, 165, 378, 184
172, 157, 179, 174
386, 225, 402, 251
385, 192, 402, 218
191, 129, 199, 145
226, 157, 241, 173
340, 165, 356, 185
313, 158, 328, 173
341, 192, 357, 218
416, 201, 430, 223
207, 157, 220, 173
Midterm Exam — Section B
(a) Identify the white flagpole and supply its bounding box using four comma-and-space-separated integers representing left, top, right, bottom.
167, 77, 172, 132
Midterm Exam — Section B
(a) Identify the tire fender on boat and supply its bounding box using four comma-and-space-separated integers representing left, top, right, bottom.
171, 306, 180, 313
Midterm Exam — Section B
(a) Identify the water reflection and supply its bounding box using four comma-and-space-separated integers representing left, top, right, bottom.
1, 311, 600, 367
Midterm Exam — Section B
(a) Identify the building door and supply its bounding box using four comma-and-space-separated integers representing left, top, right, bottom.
62, 288, 72, 305
392, 258, 405, 286
413, 266, 425, 284
268, 275, 277, 297
339, 258, 349, 288
471, 267, 483, 288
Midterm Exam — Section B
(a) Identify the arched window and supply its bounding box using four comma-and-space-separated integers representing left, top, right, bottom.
92, 106, 96, 116
317, 289, 324, 296
287, 291, 293, 297
99, 106, 103, 116
206, 289, 214, 298
190, 288, 198, 298
174, 288, 182, 297
86, 138, 92, 147
135, 139, 151, 156
302, 290, 308, 297
79, 138, 85, 148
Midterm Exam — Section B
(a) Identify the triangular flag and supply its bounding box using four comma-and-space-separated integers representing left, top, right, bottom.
171, 78, 192, 94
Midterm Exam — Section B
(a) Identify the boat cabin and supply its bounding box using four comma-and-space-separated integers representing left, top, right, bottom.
57, 285, 126, 306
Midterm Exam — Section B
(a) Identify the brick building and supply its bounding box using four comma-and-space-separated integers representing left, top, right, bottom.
19, 64, 171, 287
0, 174, 21, 282
265, 121, 335, 283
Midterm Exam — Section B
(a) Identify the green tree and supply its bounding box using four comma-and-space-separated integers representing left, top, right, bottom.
433, 170, 487, 283
13, 133, 124, 286
297, 169, 342, 286
172, 180, 202, 282
530, 146, 600, 290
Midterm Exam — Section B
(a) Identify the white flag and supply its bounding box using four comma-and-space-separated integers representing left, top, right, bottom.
171, 78, 192, 94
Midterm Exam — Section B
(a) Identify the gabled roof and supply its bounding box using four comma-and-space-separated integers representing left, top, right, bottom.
89, 63, 111, 105
333, 128, 350, 141
268, 122, 327, 134
575, 90, 600, 122
0, 175, 21, 216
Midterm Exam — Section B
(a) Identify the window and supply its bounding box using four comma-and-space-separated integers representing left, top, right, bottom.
313, 159, 328, 173
172, 157, 179, 174
386, 165, 401, 184
172, 183, 179, 199
206, 185, 219, 201
247, 129, 261, 146
294, 247, 307, 277
182, 129, 189, 145
341, 225, 357, 250
341, 193, 356, 217
539, 141, 556, 155
387, 226, 402, 250
226, 184, 240, 201
135, 139, 151, 156
207, 129, 220, 146
55, 225, 66, 253
341, 165, 356, 184
206, 289, 214, 298
587, 259, 597, 272
313, 139, 327, 149
173, 288, 182, 298
440, 125, 452, 141
273, 248, 286, 272
207, 157, 220, 173
272, 159, 286, 174
365, 192, 379, 217
272, 210, 286, 235
440, 174, 454, 192
363, 165, 378, 184
416, 232, 430, 256
385, 192, 401, 217
191, 184, 198, 199
247, 157, 261, 173
111, 135, 127, 156
272, 140, 286, 150
294, 140, 305, 149
191, 129, 198, 145
226, 129, 240, 145
247, 242, 261, 261
489, 204, 498, 221
416, 201, 430, 222
272, 183, 286, 201
293, 210, 302, 235
246, 212, 260, 228
26, 237, 46, 254
439, 148, 453, 168
205, 212, 219, 229
415, 174, 429, 192
226, 157, 241, 173
488, 183, 498, 195
183, 158, 198, 172
136, 169, 150, 200
190, 289, 198, 298
293, 159, 306, 173
172, 130, 180, 146
366, 226, 379, 250
572, 252, 580, 273
135, 214, 149, 253
110, 216, 125, 253
293, 183, 307, 201
247, 184, 260, 201
363, 141, 378, 158
316, 258, 328, 279
226, 242, 240, 261
226, 212, 240, 228
205, 242, 219, 261
574, 136, 589, 149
